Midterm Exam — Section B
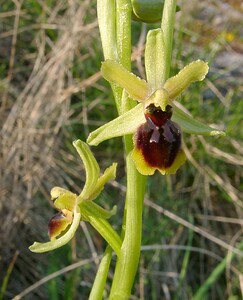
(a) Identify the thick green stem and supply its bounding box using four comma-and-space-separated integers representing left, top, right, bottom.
94, 0, 177, 298
161, 0, 177, 82
109, 1, 147, 297
109, 153, 146, 299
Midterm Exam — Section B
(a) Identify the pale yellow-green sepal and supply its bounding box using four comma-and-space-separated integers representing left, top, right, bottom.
164, 60, 209, 99
29, 207, 81, 253
101, 60, 150, 101
87, 103, 145, 146
145, 29, 166, 90
73, 140, 100, 200
172, 104, 225, 136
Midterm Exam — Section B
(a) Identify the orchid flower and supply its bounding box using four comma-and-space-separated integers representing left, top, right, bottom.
87, 29, 224, 175
29, 140, 118, 253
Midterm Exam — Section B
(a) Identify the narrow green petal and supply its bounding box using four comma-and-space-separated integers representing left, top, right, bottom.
85, 163, 117, 201
145, 29, 166, 90
101, 60, 150, 101
164, 60, 209, 99
29, 208, 81, 253
87, 103, 145, 146
172, 104, 225, 136
73, 140, 100, 199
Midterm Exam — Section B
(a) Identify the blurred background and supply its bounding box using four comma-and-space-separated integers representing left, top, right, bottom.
0, 0, 242, 299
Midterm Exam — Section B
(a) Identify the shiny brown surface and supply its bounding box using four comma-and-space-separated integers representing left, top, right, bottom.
136, 105, 181, 169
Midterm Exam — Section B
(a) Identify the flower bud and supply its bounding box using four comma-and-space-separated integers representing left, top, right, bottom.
132, 0, 180, 24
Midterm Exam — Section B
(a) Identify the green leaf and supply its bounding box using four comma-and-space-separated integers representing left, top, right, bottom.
73, 140, 100, 200
172, 104, 225, 136
97, 0, 117, 60
145, 29, 166, 90
87, 103, 145, 146
29, 208, 81, 253
164, 60, 209, 99
101, 60, 150, 101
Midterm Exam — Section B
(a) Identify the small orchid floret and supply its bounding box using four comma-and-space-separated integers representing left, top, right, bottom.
29, 140, 117, 253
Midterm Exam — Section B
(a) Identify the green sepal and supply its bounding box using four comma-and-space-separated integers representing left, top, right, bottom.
172, 104, 225, 136
29, 207, 81, 253
73, 140, 100, 200
164, 60, 209, 99
145, 29, 166, 90
101, 60, 150, 102
87, 103, 145, 146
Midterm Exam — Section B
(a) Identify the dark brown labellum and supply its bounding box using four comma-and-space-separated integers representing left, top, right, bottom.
136, 104, 181, 169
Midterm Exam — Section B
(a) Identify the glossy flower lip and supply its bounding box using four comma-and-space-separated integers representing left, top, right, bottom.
132, 104, 186, 175
29, 140, 117, 253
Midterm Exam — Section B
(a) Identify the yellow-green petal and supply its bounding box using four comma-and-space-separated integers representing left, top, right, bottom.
145, 29, 166, 90
29, 207, 81, 253
101, 60, 150, 101
87, 103, 145, 146
164, 60, 209, 99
